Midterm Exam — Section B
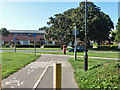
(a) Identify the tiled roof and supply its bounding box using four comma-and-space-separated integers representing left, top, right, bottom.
8, 30, 45, 34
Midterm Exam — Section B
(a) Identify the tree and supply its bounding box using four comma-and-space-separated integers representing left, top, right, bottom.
39, 26, 49, 30
115, 18, 120, 42
71, 2, 114, 47
110, 30, 116, 41
46, 13, 74, 45
0, 28, 9, 36
45, 1, 114, 47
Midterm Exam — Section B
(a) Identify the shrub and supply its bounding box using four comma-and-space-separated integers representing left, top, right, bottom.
16, 45, 40, 48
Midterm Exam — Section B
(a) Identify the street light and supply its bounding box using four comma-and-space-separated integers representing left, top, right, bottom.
84, 0, 88, 71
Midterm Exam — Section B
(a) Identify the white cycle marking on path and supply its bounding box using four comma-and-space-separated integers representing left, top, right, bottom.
2, 77, 24, 88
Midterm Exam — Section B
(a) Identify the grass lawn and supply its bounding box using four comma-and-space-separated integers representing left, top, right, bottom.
0, 47, 62, 51
68, 57, 120, 89
1, 52, 40, 79
36, 52, 118, 58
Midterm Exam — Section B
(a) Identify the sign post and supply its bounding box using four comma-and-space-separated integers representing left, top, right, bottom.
72, 26, 79, 60
14, 33, 17, 52
33, 33, 36, 56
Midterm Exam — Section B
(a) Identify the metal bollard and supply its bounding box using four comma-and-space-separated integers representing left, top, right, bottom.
53, 63, 61, 90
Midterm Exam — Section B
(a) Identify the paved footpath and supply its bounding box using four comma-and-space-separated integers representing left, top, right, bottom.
2, 54, 78, 89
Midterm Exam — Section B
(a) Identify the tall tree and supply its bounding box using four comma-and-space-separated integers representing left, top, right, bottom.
115, 18, 120, 42
45, 1, 114, 47
110, 30, 116, 41
46, 13, 74, 45
39, 26, 49, 30
0, 28, 9, 36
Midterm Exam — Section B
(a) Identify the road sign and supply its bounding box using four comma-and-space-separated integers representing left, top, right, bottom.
33, 33, 36, 56
14, 38, 16, 41
72, 30, 79, 36
33, 33, 36, 37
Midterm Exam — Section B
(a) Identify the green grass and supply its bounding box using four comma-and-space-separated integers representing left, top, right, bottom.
36, 52, 118, 58
0, 47, 62, 51
88, 53, 118, 58
68, 57, 120, 89
1, 52, 40, 79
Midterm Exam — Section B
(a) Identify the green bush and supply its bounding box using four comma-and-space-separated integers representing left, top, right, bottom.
100, 45, 118, 50
5, 44, 10, 48
16, 44, 40, 48
43, 45, 61, 48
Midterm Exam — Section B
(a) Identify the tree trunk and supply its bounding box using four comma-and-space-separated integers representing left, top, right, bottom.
97, 42, 101, 49
87, 40, 90, 48
72, 38, 75, 48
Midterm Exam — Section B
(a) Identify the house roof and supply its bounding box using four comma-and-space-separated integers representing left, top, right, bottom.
8, 30, 45, 34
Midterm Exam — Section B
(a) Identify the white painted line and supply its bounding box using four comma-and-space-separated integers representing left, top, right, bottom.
32, 59, 53, 90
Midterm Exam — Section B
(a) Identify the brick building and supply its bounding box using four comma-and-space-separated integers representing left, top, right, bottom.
1, 30, 45, 45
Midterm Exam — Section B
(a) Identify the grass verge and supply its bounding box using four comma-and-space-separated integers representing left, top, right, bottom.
1, 51, 40, 79
0, 47, 62, 51
68, 57, 120, 89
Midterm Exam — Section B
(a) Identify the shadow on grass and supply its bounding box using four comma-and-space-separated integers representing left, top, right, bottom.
89, 64, 102, 70
76, 59, 83, 61
76, 59, 93, 63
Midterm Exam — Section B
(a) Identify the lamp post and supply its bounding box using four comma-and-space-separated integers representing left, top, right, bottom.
84, 0, 88, 71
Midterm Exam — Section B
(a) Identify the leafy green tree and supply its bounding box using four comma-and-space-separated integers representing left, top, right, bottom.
46, 13, 74, 45
115, 18, 120, 42
39, 26, 49, 30
45, 1, 114, 47
110, 30, 116, 41
71, 2, 114, 47
0, 28, 9, 36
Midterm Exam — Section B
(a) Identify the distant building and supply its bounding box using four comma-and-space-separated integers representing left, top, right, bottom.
1, 30, 45, 45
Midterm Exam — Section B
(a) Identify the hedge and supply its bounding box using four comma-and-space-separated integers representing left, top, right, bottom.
16, 45, 40, 48
43, 45, 61, 48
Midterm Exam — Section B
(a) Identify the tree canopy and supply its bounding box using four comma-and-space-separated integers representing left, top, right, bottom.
115, 18, 120, 42
45, 1, 114, 46
110, 30, 117, 41
39, 26, 49, 30
0, 28, 9, 36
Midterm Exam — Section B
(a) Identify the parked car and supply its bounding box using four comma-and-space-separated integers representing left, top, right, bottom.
69, 46, 85, 52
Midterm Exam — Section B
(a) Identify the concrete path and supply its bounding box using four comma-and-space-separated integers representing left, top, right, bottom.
2, 54, 78, 89
36, 55, 77, 88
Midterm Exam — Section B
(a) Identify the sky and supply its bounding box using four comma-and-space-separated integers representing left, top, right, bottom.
0, 1, 119, 30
